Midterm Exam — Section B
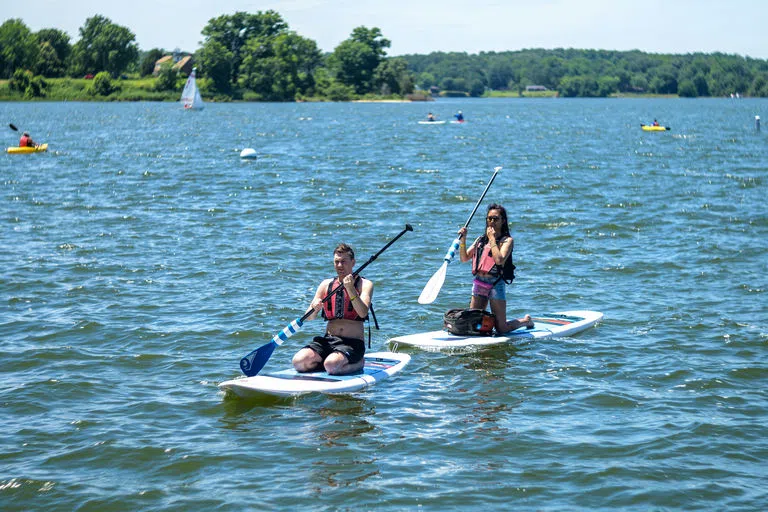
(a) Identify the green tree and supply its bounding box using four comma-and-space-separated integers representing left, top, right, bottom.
373, 57, 413, 95
328, 40, 377, 94
677, 79, 697, 97
153, 62, 179, 91
88, 70, 118, 96
197, 40, 234, 93
401, 48, 768, 98
558, 75, 584, 97
597, 76, 620, 97
692, 74, 709, 96
469, 79, 485, 97
0, 19, 39, 78
201, 10, 287, 85
312, 67, 355, 101
749, 74, 768, 96
329, 26, 391, 94
35, 42, 63, 77
35, 28, 71, 76
10, 68, 47, 98
648, 64, 678, 94
440, 76, 467, 92
416, 71, 436, 90
239, 31, 322, 101
630, 73, 648, 92
70, 15, 139, 76
615, 69, 632, 92
140, 48, 165, 76
488, 60, 515, 90
536, 56, 567, 89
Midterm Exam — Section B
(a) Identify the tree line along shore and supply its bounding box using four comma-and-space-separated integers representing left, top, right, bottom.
2, 11, 767, 102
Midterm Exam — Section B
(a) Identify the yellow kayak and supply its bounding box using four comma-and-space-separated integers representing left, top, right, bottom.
6, 143, 48, 154
641, 125, 670, 132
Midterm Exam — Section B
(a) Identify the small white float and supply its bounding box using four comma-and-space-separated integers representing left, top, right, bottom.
240, 148, 258, 159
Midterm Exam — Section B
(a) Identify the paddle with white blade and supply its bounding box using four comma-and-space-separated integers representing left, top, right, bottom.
418, 166, 502, 305
239, 223, 414, 377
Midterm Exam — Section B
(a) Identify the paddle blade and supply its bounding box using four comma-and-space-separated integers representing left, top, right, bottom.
418, 261, 448, 304
240, 341, 276, 377
9, 123, 18, 131
239, 316, 305, 376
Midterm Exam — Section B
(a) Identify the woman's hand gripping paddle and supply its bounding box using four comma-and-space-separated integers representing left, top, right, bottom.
417, 166, 502, 304
239, 224, 414, 377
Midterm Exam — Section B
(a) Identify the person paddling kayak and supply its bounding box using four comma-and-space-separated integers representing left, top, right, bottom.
19, 132, 38, 148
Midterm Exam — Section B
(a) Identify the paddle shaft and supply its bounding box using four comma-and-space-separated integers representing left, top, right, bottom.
418, 167, 502, 304
298, 223, 414, 323
442, 166, 501, 262
461, 166, 501, 230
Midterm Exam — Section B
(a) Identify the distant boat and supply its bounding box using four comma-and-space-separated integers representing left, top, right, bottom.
641, 124, 670, 131
181, 68, 204, 110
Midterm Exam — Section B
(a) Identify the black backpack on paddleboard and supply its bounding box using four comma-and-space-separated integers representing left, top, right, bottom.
443, 308, 495, 336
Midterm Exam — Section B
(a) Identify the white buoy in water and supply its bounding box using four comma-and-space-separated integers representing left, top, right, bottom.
240, 148, 258, 159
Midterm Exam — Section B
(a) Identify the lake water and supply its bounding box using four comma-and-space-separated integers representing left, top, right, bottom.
1, 98, 766, 511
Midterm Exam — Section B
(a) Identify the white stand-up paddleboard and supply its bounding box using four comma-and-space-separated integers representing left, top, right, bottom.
389, 310, 603, 351
418, 120, 446, 125
219, 351, 410, 398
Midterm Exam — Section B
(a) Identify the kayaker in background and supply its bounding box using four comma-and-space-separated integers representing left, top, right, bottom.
19, 132, 37, 147
457, 203, 533, 334
454, 110, 464, 122
652, 119, 660, 126
292, 243, 374, 375
427, 112, 436, 122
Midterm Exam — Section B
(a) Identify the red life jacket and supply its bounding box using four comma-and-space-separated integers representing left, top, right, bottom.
321, 276, 367, 322
19, 135, 32, 147
471, 236, 510, 276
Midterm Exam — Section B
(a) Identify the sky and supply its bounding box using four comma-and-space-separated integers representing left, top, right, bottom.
4, 0, 768, 59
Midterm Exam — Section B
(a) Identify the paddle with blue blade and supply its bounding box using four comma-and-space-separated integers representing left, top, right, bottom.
418, 166, 502, 305
239, 223, 414, 376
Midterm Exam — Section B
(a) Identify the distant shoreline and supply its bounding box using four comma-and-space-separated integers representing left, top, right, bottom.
3, 78, 733, 102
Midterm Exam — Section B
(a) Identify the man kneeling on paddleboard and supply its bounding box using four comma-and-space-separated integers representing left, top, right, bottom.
292, 243, 374, 375
457, 203, 533, 334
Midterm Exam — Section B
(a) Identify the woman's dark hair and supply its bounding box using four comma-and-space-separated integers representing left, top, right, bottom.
486, 203, 510, 239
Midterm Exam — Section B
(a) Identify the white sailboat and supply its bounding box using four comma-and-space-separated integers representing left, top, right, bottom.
181, 67, 204, 110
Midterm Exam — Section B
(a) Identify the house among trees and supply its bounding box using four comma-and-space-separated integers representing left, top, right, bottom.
525, 85, 548, 92
153, 51, 193, 76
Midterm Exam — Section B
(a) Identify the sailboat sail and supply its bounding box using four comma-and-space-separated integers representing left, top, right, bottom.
181, 68, 204, 110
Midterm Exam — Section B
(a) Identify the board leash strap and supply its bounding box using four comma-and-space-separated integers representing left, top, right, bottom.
367, 303, 379, 348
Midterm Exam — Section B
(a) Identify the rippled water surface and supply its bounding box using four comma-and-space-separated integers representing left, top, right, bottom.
2, 98, 766, 510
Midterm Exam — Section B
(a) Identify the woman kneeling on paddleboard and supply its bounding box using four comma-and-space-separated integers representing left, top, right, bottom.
457, 204, 532, 334
292, 243, 374, 375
